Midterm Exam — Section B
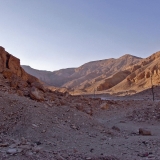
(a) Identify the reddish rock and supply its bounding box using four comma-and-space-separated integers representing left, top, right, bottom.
100, 103, 109, 110
8, 54, 21, 76
30, 87, 44, 101
0, 47, 39, 85
17, 90, 24, 96
0, 47, 7, 72
3, 69, 13, 79
10, 80, 18, 88
27, 75, 39, 84
139, 128, 151, 136
18, 80, 28, 89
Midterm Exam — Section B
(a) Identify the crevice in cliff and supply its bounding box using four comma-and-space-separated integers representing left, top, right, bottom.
6, 54, 10, 69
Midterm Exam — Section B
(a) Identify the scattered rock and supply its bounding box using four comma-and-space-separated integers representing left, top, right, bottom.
138, 152, 149, 157
7, 148, 17, 154
29, 87, 44, 101
0, 143, 9, 147
100, 103, 109, 110
112, 126, 120, 132
139, 128, 151, 136
32, 146, 42, 153
17, 90, 23, 96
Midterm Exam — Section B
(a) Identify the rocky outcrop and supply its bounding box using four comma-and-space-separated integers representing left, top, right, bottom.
0, 47, 29, 81
0, 46, 47, 101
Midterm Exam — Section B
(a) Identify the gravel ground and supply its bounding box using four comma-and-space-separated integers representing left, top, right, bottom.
0, 87, 160, 159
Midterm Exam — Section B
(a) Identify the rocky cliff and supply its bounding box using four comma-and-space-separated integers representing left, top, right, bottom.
0, 46, 48, 101
0, 46, 40, 83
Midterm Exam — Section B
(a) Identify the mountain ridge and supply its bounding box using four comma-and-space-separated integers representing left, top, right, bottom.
22, 54, 142, 94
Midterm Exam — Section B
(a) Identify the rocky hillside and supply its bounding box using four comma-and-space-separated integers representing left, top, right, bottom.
22, 54, 141, 92
0, 47, 36, 83
106, 51, 160, 94
22, 51, 160, 95
0, 46, 53, 101
0, 46, 104, 114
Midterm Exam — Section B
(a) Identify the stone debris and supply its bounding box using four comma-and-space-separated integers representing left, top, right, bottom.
100, 103, 109, 110
139, 128, 152, 136
112, 126, 120, 132
7, 148, 17, 155
0, 143, 9, 147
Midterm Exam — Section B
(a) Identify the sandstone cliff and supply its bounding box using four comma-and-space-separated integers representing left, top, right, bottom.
0, 46, 39, 83
0, 46, 48, 101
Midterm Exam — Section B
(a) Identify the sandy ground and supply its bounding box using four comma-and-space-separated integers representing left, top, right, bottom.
0, 89, 160, 160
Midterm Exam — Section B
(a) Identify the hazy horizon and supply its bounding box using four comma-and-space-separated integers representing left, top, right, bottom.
0, 0, 160, 71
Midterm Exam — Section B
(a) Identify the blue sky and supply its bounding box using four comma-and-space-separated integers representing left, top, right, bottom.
0, 0, 160, 71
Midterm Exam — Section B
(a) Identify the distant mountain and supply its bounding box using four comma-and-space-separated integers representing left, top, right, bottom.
22, 54, 141, 93
106, 51, 160, 95
22, 65, 76, 87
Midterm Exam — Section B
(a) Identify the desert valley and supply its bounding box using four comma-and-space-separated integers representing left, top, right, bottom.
22, 50, 160, 97
0, 46, 160, 160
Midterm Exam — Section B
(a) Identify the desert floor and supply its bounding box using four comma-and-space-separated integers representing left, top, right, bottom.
0, 89, 160, 160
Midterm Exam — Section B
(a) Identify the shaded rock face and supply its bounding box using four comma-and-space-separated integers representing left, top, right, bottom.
0, 46, 47, 101
0, 47, 7, 72
0, 46, 28, 81
0, 46, 41, 85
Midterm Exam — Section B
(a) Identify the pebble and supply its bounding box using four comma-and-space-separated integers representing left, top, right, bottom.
7, 148, 17, 154
139, 128, 151, 136
32, 146, 42, 153
0, 143, 9, 147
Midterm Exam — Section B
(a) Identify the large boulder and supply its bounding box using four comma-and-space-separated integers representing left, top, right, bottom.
29, 87, 44, 101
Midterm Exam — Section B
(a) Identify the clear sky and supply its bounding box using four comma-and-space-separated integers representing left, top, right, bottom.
0, 0, 160, 71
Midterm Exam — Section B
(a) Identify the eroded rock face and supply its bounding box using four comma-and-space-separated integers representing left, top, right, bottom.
0, 47, 7, 72
0, 46, 46, 101
8, 54, 21, 76
9, 75, 28, 89
3, 69, 13, 79
0, 46, 38, 82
